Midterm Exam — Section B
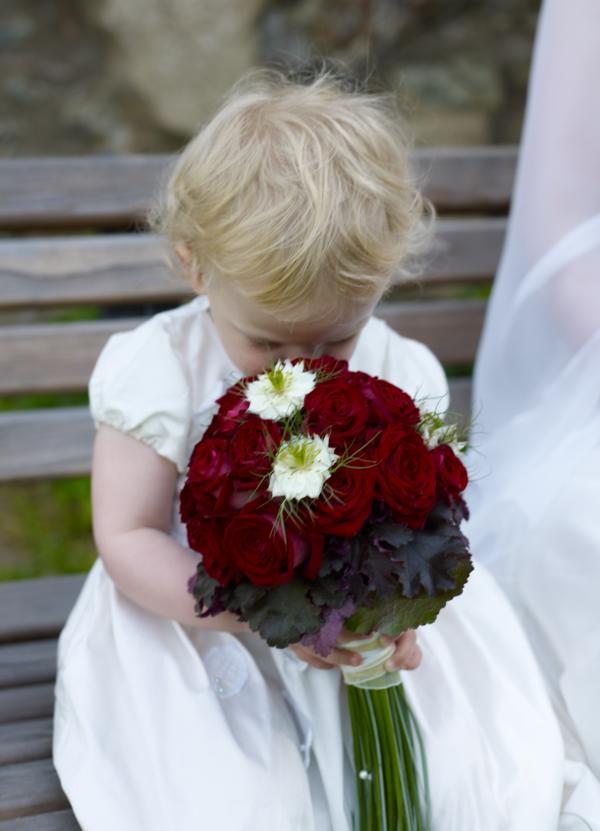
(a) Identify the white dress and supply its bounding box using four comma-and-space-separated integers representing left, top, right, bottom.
54, 294, 570, 831
465, 3, 600, 827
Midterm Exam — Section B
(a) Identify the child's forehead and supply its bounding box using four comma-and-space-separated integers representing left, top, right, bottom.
211, 280, 377, 340
238, 308, 371, 342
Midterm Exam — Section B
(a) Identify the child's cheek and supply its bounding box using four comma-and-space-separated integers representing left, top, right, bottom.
241, 348, 273, 376
327, 337, 360, 362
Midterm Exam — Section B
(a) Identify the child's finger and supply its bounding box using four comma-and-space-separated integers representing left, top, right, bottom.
385, 631, 420, 671
379, 630, 414, 646
390, 645, 422, 670
403, 646, 422, 670
306, 656, 335, 670
391, 644, 421, 671
396, 630, 417, 652
325, 646, 363, 668
289, 644, 333, 670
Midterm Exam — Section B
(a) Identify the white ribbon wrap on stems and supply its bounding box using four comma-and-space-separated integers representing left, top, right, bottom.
341, 633, 403, 690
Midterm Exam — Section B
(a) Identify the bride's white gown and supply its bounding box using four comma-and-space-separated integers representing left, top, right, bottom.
466, 1, 600, 827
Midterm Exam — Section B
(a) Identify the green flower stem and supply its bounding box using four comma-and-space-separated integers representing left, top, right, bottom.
347, 688, 373, 829
372, 689, 406, 829
364, 691, 388, 831
347, 684, 431, 831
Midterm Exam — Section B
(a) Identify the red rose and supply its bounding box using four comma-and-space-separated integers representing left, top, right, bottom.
376, 425, 436, 528
181, 437, 234, 521
293, 355, 349, 375
180, 475, 238, 521
180, 479, 216, 522
226, 513, 293, 587
226, 511, 324, 586
312, 461, 376, 537
229, 417, 282, 490
187, 437, 231, 489
205, 385, 250, 437
304, 378, 370, 449
286, 517, 325, 581
354, 373, 421, 428
431, 444, 468, 503
187, 517, 238, 586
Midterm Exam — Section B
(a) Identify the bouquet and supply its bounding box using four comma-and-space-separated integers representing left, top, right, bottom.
181, 356, 472, 831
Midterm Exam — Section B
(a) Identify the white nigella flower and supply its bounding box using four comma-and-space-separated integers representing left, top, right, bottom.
269, 435, 339, 500
245, 360, 316, 420
423, 424, 444, 449
420, 413, 467, 454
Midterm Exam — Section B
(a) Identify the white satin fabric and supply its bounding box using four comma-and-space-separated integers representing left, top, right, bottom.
55, 295, 571, 830
466, 2, 600, 827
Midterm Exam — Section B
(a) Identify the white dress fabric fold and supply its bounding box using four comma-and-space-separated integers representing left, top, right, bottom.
466, 2, 600, 826
55, 295, 571, 830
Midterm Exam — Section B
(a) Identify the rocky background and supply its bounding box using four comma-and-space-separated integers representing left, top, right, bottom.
1, 0, 541, 157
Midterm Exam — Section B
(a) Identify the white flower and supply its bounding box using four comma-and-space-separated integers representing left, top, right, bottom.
245, 360, 316, 421
269, 435, 339, 500
423, 424, 444, 449
420, 414, 467, 454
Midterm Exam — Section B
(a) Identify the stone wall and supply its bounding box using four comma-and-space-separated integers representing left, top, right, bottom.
0, 0, 540, 156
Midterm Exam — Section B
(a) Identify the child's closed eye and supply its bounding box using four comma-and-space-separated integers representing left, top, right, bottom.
327, 334, 355, 346
250, 339, 282, 351
250, 335, 355, 351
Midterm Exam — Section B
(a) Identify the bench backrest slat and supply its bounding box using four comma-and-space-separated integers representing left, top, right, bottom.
0, 219, 504, 310
0, 147, 515, 231
0, 757, 69, 818
0, 407, 95, 481
0, 379, 472, 483
0, 300, 484, 396
0, 575, 87, 644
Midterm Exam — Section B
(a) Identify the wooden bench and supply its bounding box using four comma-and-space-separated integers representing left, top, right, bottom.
0, 147, 515, 827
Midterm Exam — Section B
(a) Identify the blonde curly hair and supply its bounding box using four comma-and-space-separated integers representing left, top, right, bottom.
148, 68, 432, 319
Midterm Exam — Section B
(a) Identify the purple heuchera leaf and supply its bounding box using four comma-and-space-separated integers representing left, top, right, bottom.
301, 598, 357, 657
201, 595, 227, 617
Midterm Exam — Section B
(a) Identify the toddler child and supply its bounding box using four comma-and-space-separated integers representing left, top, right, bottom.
53, 69, 566, 831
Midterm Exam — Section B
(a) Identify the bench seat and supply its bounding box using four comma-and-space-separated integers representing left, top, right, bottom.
0, 576, 84, 826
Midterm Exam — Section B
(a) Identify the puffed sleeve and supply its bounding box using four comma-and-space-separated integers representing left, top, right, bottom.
88, 316, 192, 473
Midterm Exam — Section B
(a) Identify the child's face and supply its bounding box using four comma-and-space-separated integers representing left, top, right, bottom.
206, 279, 380, 376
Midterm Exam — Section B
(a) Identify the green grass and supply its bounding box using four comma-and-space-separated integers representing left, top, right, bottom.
0, 392, 89, 412
47, 305, 102, 323
0, 388, 95, 580
0, 476, 96, 581
0, 306, 100, 581
0, 304, 101, 581
0, 387, 93, 580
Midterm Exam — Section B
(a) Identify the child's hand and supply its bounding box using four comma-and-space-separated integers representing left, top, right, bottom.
378, 630, 422, 672
288, 629, 421, 671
